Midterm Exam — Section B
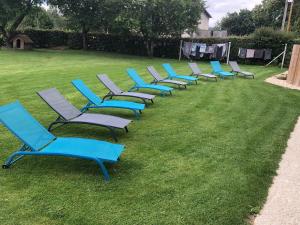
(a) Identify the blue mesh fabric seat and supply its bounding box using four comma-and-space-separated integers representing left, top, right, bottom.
0, 101, 125, 181
210, 61, 235, 79
72, 79, 145, 119
127, 68, 173, 96
162, 63, 198, 85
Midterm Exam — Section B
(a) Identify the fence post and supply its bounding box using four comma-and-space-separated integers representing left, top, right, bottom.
227, 42, 231, 64
178, 40, 183, 61
281, 43, 288, 69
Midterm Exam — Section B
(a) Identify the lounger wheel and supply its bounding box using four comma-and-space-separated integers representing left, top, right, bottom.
2, 164, 10, 169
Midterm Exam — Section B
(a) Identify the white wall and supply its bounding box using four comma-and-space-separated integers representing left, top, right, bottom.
197, 13, 209, 31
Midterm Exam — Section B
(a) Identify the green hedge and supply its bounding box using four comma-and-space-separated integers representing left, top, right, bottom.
16, 29, 300, 65
22, 29, 69, 48
0, 36, 4, 47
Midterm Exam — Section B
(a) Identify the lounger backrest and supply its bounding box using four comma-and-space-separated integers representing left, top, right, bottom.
229, 61, 241, 72
0, 101, 56, 151
188, 63, 202, 74
127, 68, 146, 86
37, 88, 82, 120
147, 66, 163, 81
210, 61, 223, 72
97, 74, 122, 95
162, 63, 177, 77
72, 79, 103, 105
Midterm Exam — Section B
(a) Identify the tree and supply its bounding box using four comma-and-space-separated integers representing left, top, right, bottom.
218, 0, 300, 35
122, 0, 204, 56
220, 9, 255, 36
46, 6, 68, 30
48, 0, 105, 49
19, 7, 54, 30
0, 0, 45, 44
252, 0, 285, 29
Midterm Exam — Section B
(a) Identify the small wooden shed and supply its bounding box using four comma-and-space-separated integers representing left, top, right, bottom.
10, 34, 34, 50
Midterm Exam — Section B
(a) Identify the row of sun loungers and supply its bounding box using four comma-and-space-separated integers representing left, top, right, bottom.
0, 61, 254, 181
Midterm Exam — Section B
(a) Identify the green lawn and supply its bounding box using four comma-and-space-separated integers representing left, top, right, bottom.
0, 49, 299, 225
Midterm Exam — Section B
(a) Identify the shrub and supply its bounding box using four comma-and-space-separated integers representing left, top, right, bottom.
251, 27, 296, 44
0, 35, 4, 47
20, 29, 69, 48
11, 29, 299, 66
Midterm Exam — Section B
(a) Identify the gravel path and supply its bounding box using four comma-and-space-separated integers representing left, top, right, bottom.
254, 116, 300, 225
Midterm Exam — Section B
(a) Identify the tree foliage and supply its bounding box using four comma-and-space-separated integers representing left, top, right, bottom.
0, 0, 45, 43
220, 9, 255, 36
19, 7, 54, 30
48, 0, 105, 49
112, 0, 204, 55
48, 0, 204, 54
219, 0, 300, 36
251, 0, 285, 29
1, 0, 205, 55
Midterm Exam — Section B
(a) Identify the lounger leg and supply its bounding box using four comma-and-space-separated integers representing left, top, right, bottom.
95, 159, 110, 181
3, 145, 29, 168
106, 127, 117, 142
103, 95, 113, 101
81, 102, 93, 112
141, 99, 148, 107
125, 126, 129, 133
81, 104, 89, 112
48, 122, 57, 131
134, 110, 140, 120
48, 117, 65, 131
150, 99, 154, 103
129, 87, 138, 92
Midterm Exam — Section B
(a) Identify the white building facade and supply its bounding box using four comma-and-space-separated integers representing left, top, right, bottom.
182, 9, 227, 38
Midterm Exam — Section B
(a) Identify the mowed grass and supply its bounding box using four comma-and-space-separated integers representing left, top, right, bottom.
0, 49, 299, 225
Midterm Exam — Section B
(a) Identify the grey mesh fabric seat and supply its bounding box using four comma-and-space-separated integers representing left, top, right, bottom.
37, 88, 131, 141
147, 66, 187, 89
97, 74, 155, 105
229, 61, 254, 79
188, 63, 217, 81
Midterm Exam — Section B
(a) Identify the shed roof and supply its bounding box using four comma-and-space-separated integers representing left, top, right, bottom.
204, 9, 212, 18
10, 34, 34, 44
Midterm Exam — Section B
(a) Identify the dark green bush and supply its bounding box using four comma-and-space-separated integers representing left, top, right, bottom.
251, 27, 296, 44
13, 29, 299, 66
0, 36, 4, 47
20, 29, 68, 48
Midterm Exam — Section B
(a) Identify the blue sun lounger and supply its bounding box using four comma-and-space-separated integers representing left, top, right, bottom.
0, 101, 125, 181
72, 79, 145, 119
210, 61, 235, 79
162, 63, 198, 85
127, 68, 173, 96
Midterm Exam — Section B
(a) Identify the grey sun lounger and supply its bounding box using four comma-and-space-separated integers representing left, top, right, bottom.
229, 61, 254, 79
37, 88, 131, 142
97, 74, 155, 105
188, 63, 217, 81
147, 66, 187, 89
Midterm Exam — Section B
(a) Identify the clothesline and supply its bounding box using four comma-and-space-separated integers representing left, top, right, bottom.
238, 48, 272, 60
181, 41, 229, 60
178, 40, 287, 68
